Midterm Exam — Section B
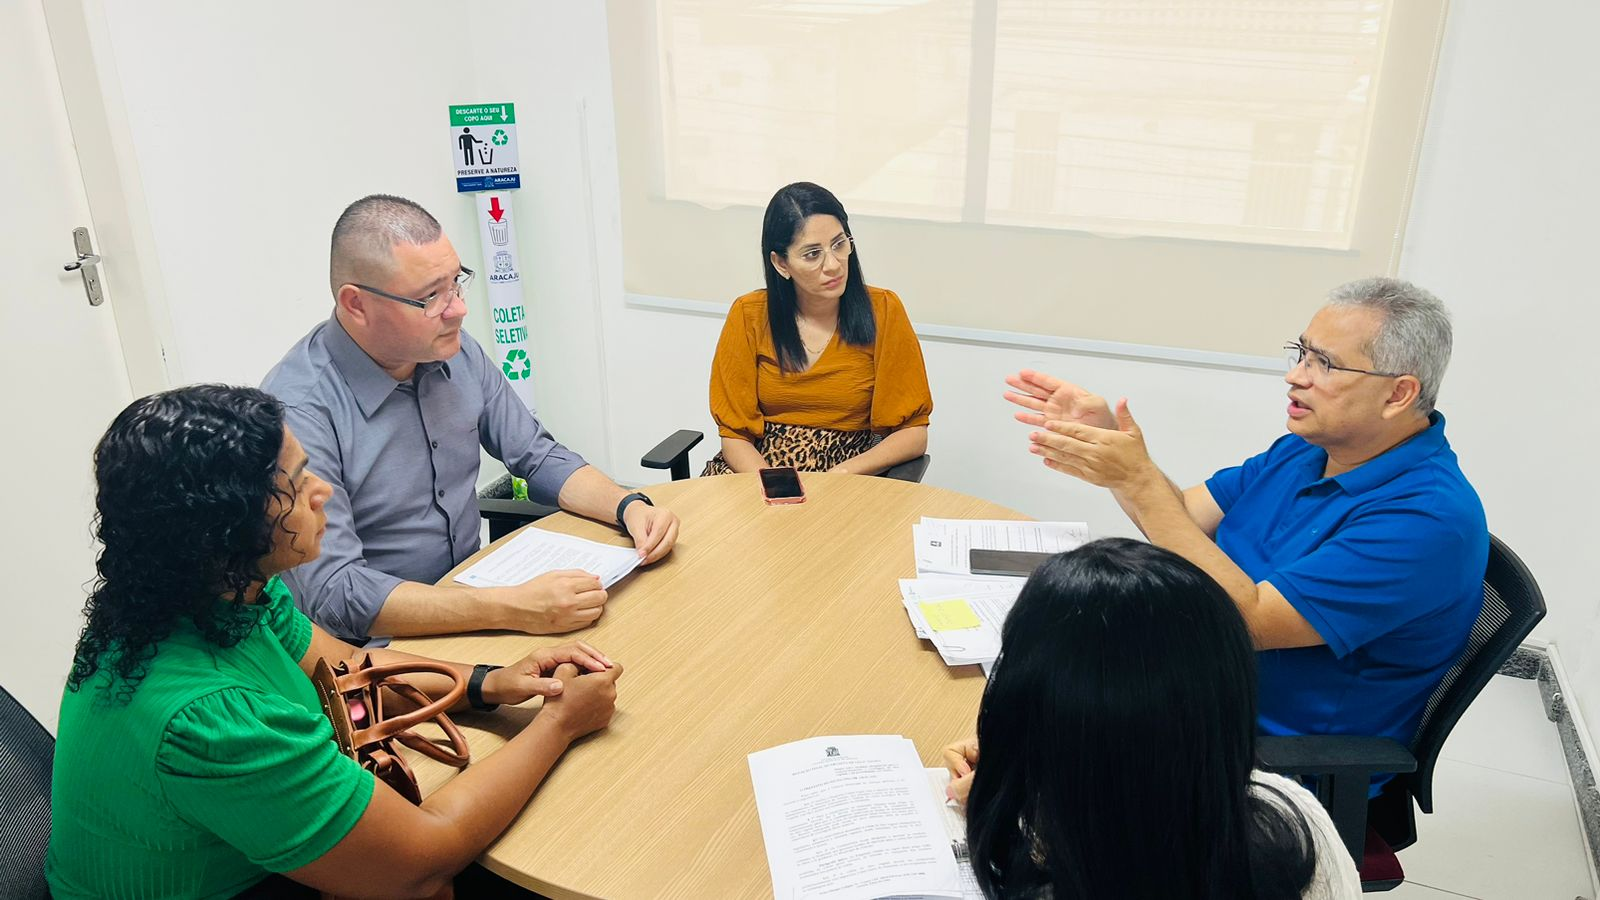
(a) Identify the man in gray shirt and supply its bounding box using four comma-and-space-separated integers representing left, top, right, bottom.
263, 194, 680, 643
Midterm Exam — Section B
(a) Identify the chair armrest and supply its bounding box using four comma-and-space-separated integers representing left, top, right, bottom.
1257, 735, 1417, 779
478, 498, 561, 521
478, 498, 561, 542
1258, 735, 1416, 865
879, 454, 930, 483
641, 429, 704, 481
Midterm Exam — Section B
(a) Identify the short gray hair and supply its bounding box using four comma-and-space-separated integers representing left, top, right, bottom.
329, 194, 442, 293
1326, 277, 1452, 414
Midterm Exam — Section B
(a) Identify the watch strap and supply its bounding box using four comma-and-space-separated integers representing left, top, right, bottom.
468, 663, 503, 711
616, 491, 654, 538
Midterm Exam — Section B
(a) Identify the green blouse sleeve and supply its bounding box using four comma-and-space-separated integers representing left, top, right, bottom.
155, 686, 374, 873
259, 575, 313, 662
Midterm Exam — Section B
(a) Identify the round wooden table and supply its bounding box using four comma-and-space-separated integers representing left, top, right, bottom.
395, 472, 1026, 899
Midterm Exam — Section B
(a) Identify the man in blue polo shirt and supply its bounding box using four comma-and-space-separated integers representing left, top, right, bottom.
1007, 277, 1487, 758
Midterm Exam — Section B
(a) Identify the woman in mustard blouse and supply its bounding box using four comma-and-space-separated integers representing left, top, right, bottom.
703, 182, 933, 476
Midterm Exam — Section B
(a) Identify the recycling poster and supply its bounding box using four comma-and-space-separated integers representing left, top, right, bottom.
451, 102, 520, 192
474, 192, 532, 393
448, 103, 534, 416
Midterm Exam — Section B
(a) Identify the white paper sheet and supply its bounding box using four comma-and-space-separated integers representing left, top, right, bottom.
924, 599, 1009, 665
897, 578, 1023, 666
451, 527, 641, 589
913, 518, 1089, 577
924, 769, 982, 900
749, 735, 961, 900
898, 578, 1023, 640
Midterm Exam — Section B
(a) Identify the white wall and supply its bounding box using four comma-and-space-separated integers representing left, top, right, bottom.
1394, 2, 1600, 717
96, 0, 614, 466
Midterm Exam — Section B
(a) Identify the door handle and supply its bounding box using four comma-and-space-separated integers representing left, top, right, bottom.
62, 227, 103, 306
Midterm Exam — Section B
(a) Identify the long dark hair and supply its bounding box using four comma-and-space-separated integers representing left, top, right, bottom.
761, 181, 876, 373
967, 538, 1317, 899
69, 385, 293, 698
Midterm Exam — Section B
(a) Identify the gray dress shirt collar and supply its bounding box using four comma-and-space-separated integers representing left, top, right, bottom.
322, 316, 452, 417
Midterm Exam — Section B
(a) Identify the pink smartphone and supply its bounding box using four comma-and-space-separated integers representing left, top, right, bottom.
759, 466, 806, 505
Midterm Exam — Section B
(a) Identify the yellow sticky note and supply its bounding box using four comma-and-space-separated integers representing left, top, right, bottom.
918, 599, 982, 632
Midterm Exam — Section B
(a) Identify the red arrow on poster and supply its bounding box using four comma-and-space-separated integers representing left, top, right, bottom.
488, 196, 505, 222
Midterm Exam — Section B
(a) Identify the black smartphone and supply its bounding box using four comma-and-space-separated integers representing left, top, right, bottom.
758, 466, 806, 504
969, 549, 1053, 577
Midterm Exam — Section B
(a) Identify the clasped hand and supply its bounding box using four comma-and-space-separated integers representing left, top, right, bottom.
480, 642, 623, 742
481, 640, 615, 705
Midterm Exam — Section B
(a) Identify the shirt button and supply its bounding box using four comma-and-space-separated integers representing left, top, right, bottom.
431, 440, 439, 449
437, 489, 445, 498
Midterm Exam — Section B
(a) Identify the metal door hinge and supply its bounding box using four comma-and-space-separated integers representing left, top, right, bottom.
63, 227, 103, 306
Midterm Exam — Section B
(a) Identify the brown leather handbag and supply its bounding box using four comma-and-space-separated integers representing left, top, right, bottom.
310, 653, 472, 804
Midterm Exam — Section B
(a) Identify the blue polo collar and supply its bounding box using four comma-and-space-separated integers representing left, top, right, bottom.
1318, 411, 1449, 496
324, 315, 451, 418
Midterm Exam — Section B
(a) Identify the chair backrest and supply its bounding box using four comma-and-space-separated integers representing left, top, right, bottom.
0, 685, 55, 899
1404, 534, 1547, 813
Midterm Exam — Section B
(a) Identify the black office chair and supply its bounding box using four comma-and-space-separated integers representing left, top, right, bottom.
477, 474, 561, 543
476, 429, 931, 539
1258, 534, 1547, 891
475, 431, 712, 541
0, 685, 54, 900
642, 429, 932, 484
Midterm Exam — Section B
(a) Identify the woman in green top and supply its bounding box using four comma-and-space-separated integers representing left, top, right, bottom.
48, 384, 624, 899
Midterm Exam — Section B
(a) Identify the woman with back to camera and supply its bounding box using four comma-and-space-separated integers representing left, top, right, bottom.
944, 538, 1360, 899
703, 181, 933, 476
48, 385, 622, 899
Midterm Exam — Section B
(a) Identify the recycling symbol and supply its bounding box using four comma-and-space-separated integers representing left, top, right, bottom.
502, 348, 531, 381
491, 129, 509, 146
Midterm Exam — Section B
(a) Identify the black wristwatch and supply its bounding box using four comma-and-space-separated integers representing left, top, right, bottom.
468, 663, 503, 711
616, 491, 654, 537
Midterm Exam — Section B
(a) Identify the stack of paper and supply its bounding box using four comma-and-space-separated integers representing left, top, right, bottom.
899, 577, 1022, 667
748, 735, 979, 900
452, 527, 641, 589
902, 518, 1088, 669
912, 517, 1088, 577
927, 768, 982, 900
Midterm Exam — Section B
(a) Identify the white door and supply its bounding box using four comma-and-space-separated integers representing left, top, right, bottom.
0, 1, 136, 731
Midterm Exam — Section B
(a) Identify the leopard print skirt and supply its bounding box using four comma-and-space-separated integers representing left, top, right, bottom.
701, 422, 877, 476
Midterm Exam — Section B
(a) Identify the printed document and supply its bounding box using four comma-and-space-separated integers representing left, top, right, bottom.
452, 527, 640, 589
908, 598, 1007, 666
912, 518, 1088, 577
898, 578, 1023, 640
900, 519, 1084, 667
925, 768, 982, 900
898, 577, 1023, 667
749, 735, 961, 900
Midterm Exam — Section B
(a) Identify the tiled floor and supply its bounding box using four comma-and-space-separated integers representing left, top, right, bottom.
1387, 674, 1595, 899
